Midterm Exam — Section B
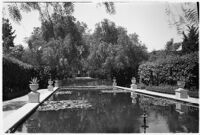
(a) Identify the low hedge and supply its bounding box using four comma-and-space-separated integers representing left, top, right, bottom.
137, 84, 199, 98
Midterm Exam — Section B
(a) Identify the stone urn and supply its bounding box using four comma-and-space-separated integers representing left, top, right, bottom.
55, 80, 60, 87
29, 77, 39, 92
131, 77, 136, 84
113, 78, 117, 86
48, 79, 54, 91
48, 80, 53, 85
177, 81, 185, 88
28, 77, 40, 103
29, 84, 39, 92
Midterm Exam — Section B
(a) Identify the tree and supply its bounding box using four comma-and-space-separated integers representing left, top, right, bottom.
4, 2, 115, 23
87, 19, 148, 84
165, 38, 174, 51
10, 44, 24, 59
2, 18, 16, 53
182, 25, 199, 54
22, 13, 88, 78
166, 2, 199, 34
93, 19, 118, 45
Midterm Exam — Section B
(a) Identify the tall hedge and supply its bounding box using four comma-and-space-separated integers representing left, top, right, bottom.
3, 55, 37, 100
138, 52, 198, 90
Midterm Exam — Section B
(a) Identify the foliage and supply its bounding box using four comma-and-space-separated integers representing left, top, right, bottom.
93, 19, 118, 45
182, 25, 199, 54
21, 14, 88, 79
9, 44, 24, 59
87, 19, 148, 85
138, 52, 199, 90
5, 2, 115, 23
6, 2, 74, 23
166, 2, 199, 34
3, 55, 36, 100
29, 77, 39, 84
137, 84, 199, 98
2, 18, 16, 53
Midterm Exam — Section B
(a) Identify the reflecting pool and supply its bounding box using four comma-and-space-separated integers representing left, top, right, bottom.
15, 89, 199, 133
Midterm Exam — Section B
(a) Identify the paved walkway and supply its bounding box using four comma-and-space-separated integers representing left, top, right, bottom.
3, 88, 59, 133
3, 89, 49, 117
115, 86, 199, 105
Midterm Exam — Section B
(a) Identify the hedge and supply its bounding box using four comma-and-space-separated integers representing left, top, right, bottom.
3, 55, 37, 100
3, 56, 60, 100
137, 84, 199, 98
138, 52, 199, 90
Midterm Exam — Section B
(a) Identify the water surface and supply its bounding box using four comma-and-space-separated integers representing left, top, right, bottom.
15, 89, 199, 133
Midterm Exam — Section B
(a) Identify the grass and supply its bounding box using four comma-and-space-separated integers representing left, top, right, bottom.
137, 84, 199, 98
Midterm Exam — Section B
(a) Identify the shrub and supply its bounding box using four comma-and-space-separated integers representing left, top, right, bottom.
138, 52, 199, 90
3, 55, 37, 100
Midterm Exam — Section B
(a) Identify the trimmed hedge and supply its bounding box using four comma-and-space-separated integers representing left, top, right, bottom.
3, 55, 37, 100
3, 56, 59, 100
138, 52, 199, 90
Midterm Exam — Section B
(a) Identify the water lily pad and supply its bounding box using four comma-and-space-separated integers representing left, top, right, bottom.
38, 100, 92, 111
55, 91, 72, 95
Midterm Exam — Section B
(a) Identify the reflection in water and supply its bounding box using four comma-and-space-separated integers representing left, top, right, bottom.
141, 109, 149, 133
175, 103, 188, 115
15, 91, 199, 133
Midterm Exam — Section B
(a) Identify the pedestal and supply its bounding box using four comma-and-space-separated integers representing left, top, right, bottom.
28, 92, 40, 103
175, 103, 188, 114
175, 88, 188, 99
131, 84, 137, 89
48, 85, 54, 91
55, 82, 59, 87
55, 80, 60, 87
131, 92, 137, 98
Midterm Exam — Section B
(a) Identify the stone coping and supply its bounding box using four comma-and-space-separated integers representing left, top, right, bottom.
61, 86, 113, 90
175, 88, 188, 92
3, 87, 59, 133
115, 86, 199, 105
101, 90, 130, 93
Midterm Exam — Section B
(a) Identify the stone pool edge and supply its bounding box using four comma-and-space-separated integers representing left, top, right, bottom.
3, 87, 59, 133
115, 86, 199, 105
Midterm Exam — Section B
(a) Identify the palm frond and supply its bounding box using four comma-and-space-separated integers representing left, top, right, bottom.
104, 2, 115, 15
8, 4, 21, 23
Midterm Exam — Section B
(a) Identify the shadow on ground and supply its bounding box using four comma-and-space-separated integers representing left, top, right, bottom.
3, 101, 27, 111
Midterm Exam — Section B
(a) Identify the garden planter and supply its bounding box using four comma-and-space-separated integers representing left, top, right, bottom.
177, 81, 185, 88
48, 80, 54, 91
29, 84, 39, 92
130, 77, 137, 89
131, 78, 136, 84
48, 80, 53, 85
113, 78, 117, 86
29, 84, 40, 103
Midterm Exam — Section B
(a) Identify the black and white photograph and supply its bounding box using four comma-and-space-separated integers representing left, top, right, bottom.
1, 0, 199, 133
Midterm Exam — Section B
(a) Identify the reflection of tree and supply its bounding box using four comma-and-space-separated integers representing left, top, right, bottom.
17, 92, 141, 133
137, 95, 199, 133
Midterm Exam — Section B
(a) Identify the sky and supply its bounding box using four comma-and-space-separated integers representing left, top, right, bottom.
3, 1, 185, 52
